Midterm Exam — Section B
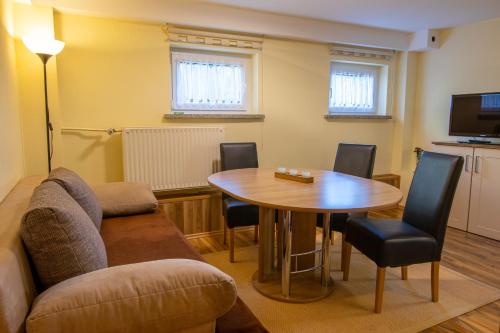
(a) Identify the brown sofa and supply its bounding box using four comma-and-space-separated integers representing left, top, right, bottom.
102, 210, 267, 333
0, 177, 267, 333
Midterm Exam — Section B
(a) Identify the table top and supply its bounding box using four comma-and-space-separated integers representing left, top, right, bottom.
208, 168, 403, 213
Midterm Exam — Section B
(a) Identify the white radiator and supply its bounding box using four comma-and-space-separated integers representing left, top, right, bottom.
122, 127, 224, 191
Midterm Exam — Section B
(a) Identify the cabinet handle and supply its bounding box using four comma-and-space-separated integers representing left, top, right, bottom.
474, 156, 480, 174
465, 155, 472, 172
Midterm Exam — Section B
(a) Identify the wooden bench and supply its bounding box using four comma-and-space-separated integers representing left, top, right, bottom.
373, 174, 401, 189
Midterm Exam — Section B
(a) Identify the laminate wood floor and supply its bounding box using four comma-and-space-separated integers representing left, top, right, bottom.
188, 207, 500, 333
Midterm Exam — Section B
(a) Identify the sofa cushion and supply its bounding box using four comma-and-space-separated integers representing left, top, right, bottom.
45, 168, 103, 230
26, 259, 236, 333
93, 182, 158, 218
21, 181, 107, 289
101, 210, 268, 333
101, 210, 202, 266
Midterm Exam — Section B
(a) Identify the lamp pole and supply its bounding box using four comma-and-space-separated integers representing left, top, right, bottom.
38, 53, 53, 172
22, 37, 64, 174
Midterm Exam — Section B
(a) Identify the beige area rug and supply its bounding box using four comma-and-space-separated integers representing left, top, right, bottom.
204, 239, 500, 333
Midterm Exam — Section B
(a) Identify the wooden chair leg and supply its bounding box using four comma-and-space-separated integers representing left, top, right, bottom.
254, 225, 259, 243
401, 266, 408, 280
431, 261, 439, 302
342, 241, 352, 281
229, 229, 235, 263
375, 267, 386, 313
341, 234, 346, 271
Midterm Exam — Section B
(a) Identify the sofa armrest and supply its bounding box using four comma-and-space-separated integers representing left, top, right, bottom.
92, 182, 158, 217
27, 259, 237, 333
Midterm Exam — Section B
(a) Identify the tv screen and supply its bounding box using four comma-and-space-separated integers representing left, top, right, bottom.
449, 93, 500, 138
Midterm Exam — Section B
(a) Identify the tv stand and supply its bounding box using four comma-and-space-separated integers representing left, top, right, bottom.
433, 141, 500, 149
459, 139, 492, 144
432, 141, 500, 241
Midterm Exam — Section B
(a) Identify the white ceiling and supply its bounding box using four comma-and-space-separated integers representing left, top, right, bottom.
33, 0, 500, 33
206, 0, 500, 32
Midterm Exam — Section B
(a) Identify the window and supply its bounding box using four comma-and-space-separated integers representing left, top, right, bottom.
329, 63, 378, 114
329, 62, 388, 115
171, 51, 251, 112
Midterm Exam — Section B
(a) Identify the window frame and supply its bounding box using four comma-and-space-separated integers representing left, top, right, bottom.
328, 57, 394, 117
171, 49, 254, 114
329, 62, 379, 114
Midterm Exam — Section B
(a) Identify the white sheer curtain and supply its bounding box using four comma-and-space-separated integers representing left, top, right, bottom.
172, 52, 247, 111
329, 67, 376, 113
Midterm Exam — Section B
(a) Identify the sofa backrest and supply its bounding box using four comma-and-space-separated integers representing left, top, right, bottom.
0, 177, 42, 333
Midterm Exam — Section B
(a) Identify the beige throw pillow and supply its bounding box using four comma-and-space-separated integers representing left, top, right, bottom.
26, 259, 237, 333
45, 167, 103, 230
93, 182, 158, 217
21, 182, 107, 289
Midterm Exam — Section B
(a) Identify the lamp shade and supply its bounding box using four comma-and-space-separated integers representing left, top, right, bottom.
22, 36, 65, 56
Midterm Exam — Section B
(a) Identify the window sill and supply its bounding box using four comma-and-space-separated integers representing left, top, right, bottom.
324, 114, 392, 120
164, 113, 265, 120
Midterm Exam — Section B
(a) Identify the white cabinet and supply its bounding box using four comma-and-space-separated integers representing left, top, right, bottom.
432, 143, 500, 240
468, 148, 500, 240
432, 145, 473, 231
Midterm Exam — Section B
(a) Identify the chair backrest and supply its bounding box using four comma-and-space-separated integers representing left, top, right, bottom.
333, 143, 377, 179
220, 142, 259, 171
403, 151, 464, 252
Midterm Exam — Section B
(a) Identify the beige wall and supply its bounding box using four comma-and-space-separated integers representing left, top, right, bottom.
391, 51, 417, 200
50, 13, 397, 184
413, 18, 500, 152
9, 6, 500, 199
261, 39, 395, 171
0, 0, 24, 201
33, 0, 412, 50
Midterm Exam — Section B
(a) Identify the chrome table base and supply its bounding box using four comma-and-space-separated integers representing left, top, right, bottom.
252, 209, 333, 303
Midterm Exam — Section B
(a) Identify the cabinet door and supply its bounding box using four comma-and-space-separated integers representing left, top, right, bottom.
468, 148, 500, 240
432, 145, 473, 231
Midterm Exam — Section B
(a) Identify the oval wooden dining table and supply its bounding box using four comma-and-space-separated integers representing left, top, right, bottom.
208, 168, 402, 303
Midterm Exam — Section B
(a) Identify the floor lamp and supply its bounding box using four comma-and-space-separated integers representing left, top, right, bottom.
22, 36, 65, 172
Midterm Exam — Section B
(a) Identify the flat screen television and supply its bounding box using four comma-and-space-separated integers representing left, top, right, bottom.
449, 92, 500, 138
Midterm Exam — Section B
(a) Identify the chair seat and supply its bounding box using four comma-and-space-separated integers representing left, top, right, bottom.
223, 198, 259, 229
345, 217, 438, 268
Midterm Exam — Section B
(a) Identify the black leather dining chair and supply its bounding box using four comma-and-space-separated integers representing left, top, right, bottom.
316, 143, 377, 271
220, 142, 259, 263
343, 152, 464, 313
